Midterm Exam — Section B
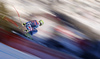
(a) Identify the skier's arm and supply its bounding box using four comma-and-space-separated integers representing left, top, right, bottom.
33, 25, 39, 29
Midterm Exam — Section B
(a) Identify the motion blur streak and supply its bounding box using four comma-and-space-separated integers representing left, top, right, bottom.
0, 0, 100, 59
0, 43, 41, 59
0, 28, 77, 59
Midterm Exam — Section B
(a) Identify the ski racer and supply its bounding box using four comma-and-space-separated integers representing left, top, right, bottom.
22, 20, 44, 35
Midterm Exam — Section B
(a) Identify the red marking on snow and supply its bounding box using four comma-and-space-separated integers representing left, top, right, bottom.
55, 27, 74, 37
45, 14, 61, 21
12, 5, 20, 19
55, 26, 83, 42
3, 16, 18, 27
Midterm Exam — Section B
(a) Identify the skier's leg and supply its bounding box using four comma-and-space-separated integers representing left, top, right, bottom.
25, 21, 32, 31
28, 29, 38, 35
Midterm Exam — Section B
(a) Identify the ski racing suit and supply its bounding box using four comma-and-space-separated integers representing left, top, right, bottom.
25, 20, 39, 35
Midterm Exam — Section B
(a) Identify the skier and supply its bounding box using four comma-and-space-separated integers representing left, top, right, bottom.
22, 20, 44, 35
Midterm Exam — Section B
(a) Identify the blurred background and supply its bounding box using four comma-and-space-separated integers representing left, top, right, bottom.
0, 0, 100, 59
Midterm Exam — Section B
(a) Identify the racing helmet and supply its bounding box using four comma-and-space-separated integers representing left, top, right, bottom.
39, 20, 44, 26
